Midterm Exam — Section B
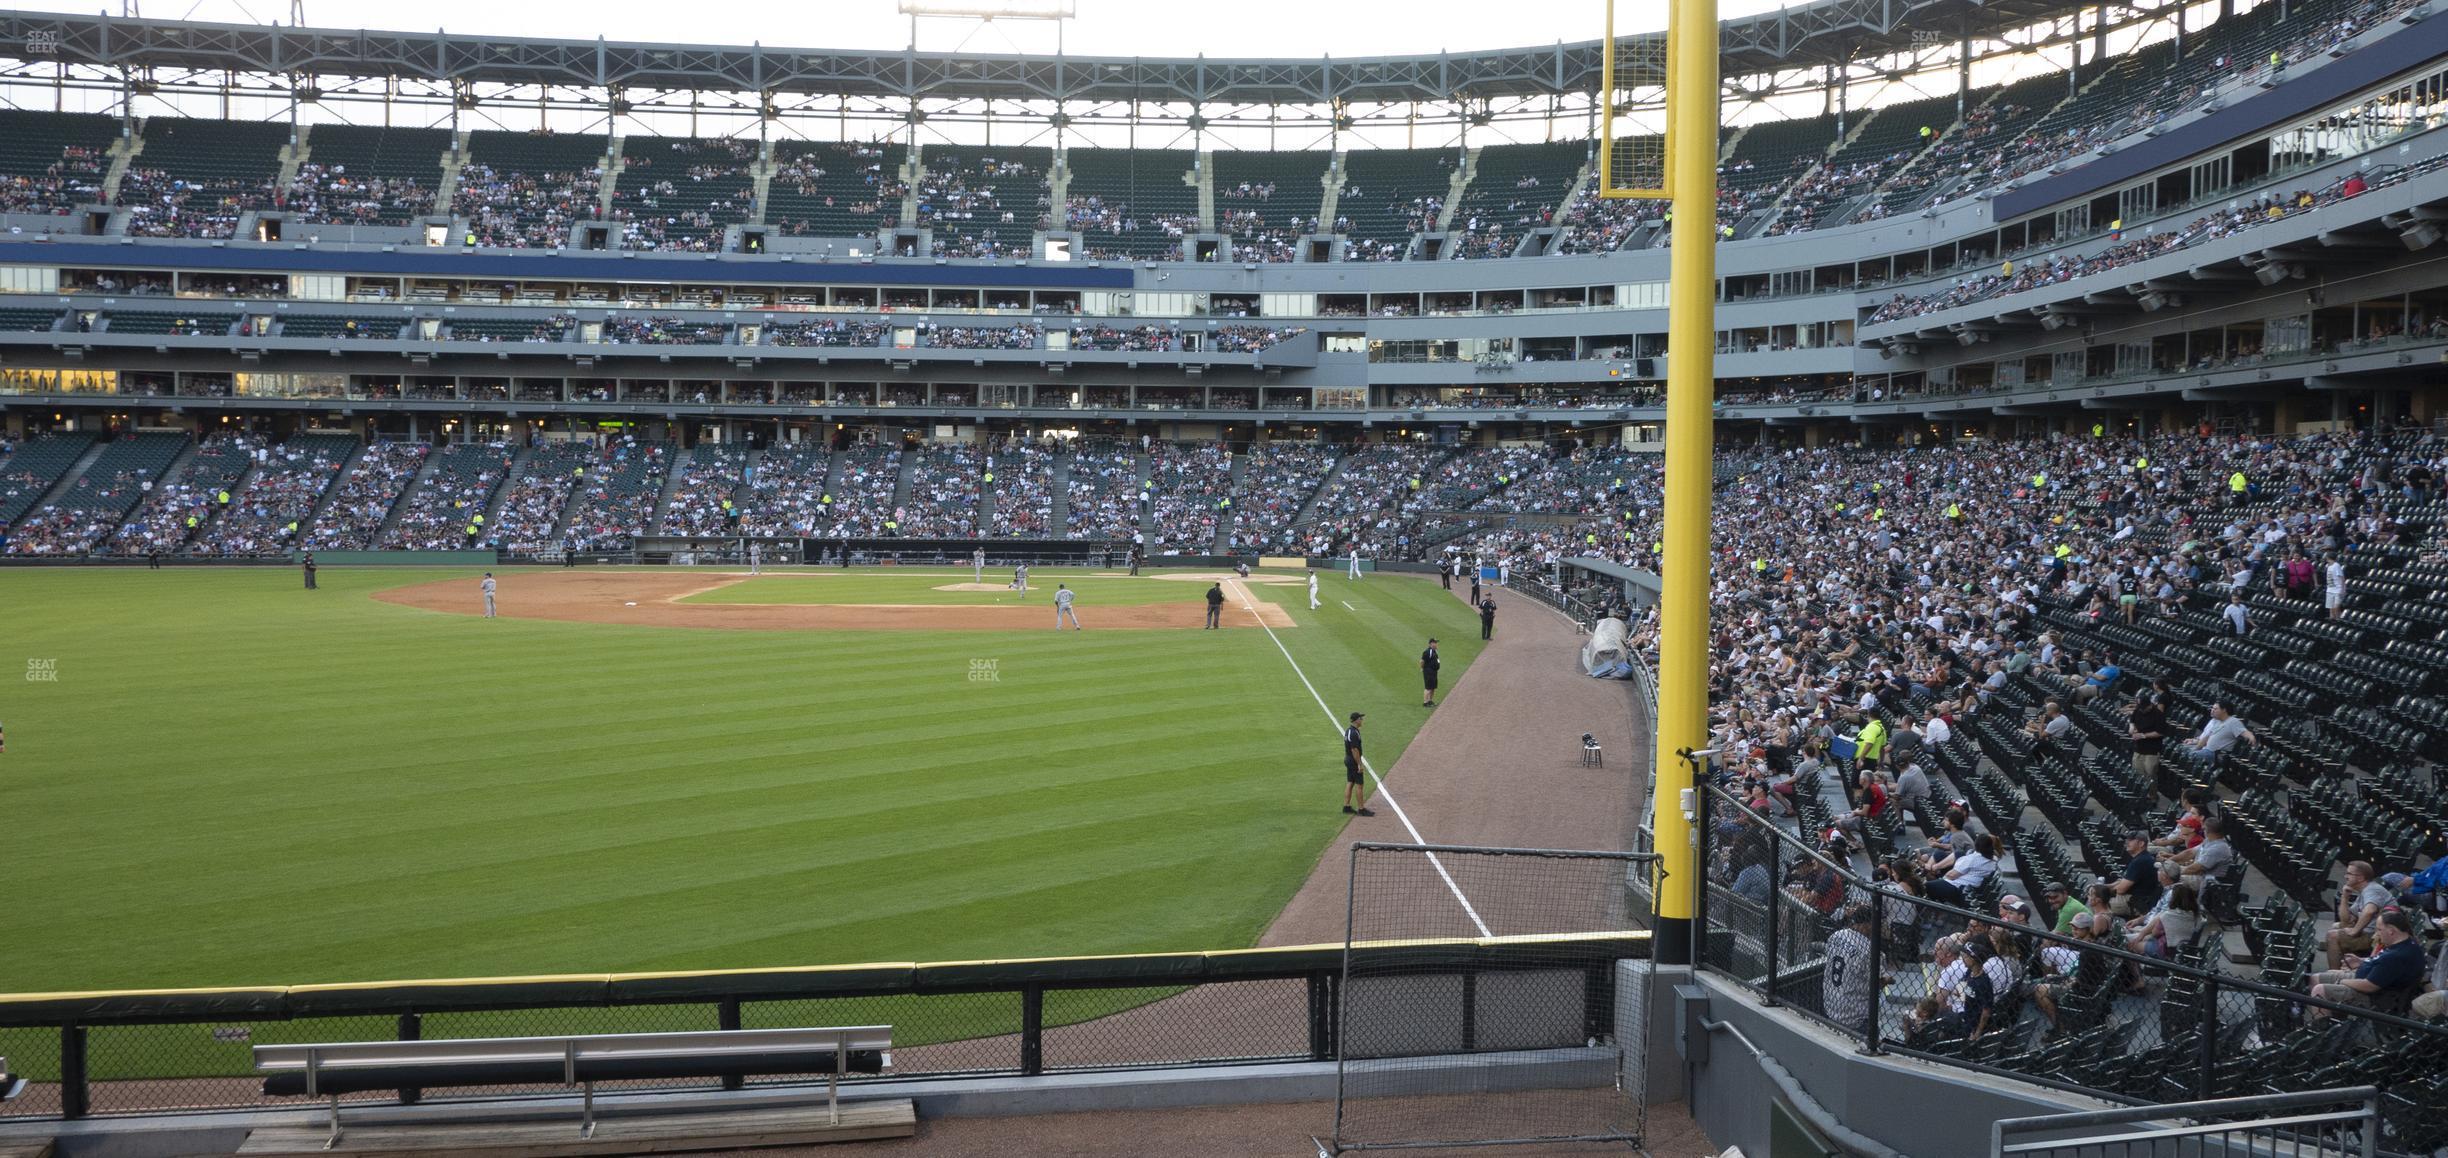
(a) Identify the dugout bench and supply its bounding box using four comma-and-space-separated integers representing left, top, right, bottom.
253, 1026, 892, 1151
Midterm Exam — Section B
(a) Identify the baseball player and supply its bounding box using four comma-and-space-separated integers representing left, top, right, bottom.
1421, 637, 1441, 707
1054, 583, 1082, 630
1308, 569, 1320, 610
1348, 547, 1363, 580
1011, 562, 1030, 595
481, 572, 497, 618
301, 551, 317, 590
748, 541, 762, 576
973, 547, 986, 583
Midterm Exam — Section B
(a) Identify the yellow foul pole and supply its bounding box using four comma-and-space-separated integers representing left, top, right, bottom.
1648, 0, 1718, 967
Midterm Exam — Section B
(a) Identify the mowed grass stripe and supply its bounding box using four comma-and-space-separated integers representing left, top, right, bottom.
0, 567, 1466, 990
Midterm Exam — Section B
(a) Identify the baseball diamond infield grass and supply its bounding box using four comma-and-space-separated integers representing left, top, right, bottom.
0, 565, 1482, 1007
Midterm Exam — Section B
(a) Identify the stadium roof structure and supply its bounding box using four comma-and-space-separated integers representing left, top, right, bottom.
0, 0, 2172, 125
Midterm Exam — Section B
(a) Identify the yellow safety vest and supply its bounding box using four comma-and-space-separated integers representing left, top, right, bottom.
1946, 503, 1961, 519
2229, 472, 2247, 492
2092, 424, 2104, 438
1873, 507, 1884, 520
1753, 558, 1766, 572
2032, 473, 2046, 487
2136, 457, 2148, 470
2054, 544, 2072, 559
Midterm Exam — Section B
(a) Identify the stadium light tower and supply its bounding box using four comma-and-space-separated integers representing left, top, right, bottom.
1600, 0, 1717, 967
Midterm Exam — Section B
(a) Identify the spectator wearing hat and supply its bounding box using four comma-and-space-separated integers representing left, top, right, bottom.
2032, 911, 2101, 1026
2109, 830, 2161, 917
2040, 882, 2086, 935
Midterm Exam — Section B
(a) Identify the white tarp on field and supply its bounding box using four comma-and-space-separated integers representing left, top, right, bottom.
1582, 616, 1631, 677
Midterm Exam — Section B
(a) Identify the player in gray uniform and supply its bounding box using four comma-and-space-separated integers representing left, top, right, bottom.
1054, 583, 1082, 630
481, 572, 497, 618
1012, 563, 1030, 596
748, 541, 761, 575
973, 547, 986, 583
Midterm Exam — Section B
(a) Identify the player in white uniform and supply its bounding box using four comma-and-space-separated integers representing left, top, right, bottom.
1308, 570, 1321, 610
1054, 584, 1082, 630
1348, 548, 1362, 580
973, 547, 986, 583
481, 572, 497, 618
1012, 563, 1029, 595
2325, 556, 2346, 617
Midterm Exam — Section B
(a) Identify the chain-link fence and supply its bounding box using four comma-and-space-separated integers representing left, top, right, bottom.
1332, 843, 1658, 1154
1694, 784, 2448, 1154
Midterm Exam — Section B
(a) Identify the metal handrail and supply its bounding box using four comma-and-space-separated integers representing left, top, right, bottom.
1993, 1086, 2381, 1158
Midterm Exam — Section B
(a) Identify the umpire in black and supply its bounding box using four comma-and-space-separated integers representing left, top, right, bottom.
1205, 582, 1225, 629
1421, 638, 1441, 707
1479, 596, 1497, 640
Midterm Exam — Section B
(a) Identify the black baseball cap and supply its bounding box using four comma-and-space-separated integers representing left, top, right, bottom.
1350, 711, 1365, 722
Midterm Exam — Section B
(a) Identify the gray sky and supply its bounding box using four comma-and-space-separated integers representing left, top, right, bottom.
40, 0, 1791, 54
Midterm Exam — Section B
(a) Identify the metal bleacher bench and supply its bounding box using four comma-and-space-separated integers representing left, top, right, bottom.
253, 1026, 890, 1148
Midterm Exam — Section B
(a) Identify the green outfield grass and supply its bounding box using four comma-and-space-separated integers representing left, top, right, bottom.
0, 565, 1483, 997
679, 568, 1234, 607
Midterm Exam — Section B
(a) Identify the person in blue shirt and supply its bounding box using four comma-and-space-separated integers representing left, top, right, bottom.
2310, 910, 2424, 1016
2074, 651, 2124, 703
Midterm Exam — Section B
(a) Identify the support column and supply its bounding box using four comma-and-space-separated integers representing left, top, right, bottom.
1650, 0, 1719, 969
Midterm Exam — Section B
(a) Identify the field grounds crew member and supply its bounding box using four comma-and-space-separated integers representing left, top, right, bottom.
1342, 712, 1373, 816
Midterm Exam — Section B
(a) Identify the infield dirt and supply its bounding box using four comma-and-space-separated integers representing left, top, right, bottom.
372, 570, 1297, 630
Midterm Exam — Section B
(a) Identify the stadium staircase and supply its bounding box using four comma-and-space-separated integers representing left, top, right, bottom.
1194, 149, 1215, 232
747, 140, 777, 226
1047, 454, 1071, 532
1044, 149, 1070, 227
371, 444, 443, 544
179, 446, 258, 551
1216, 449, 1252, 554
1435, 147, 1477, 233
1315, 150, 1348, 241
816, 443, 848, 511
646, 445, 695, 535
432, 131, 469, 215
1752, 109, 1874, 236
896, 147, 921, 225
597, 136, 626, 220
274, 127, 309, 191
25, 437, 110, 514
1128, 446, 1156, 541
542, 449, 592, 544
972, 455, 996, 532
99, 131, 138, 209
889, 448, 918, 516
294, 437, 365, 540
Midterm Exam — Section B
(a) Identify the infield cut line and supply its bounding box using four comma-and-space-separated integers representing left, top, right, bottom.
1233, 586, 1494, 939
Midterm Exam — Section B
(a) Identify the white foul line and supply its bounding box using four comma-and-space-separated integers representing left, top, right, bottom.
1339, 600, 1355, 611
1234, 587, 1493, 938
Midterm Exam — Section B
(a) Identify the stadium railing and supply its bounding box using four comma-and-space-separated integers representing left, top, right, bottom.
0, 932, 1648, 1121
1691, 783, 2448, 1151
1991, 1086, 2380, 1158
